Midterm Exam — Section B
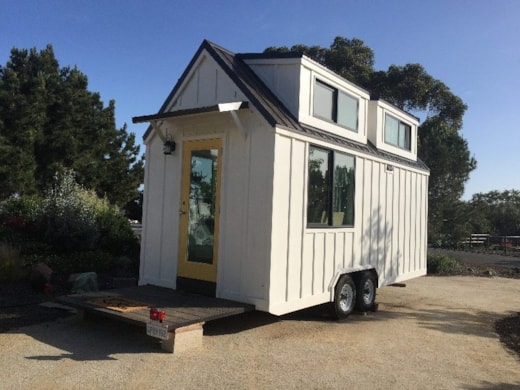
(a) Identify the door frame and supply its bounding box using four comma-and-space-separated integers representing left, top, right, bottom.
177, 138, 223, 284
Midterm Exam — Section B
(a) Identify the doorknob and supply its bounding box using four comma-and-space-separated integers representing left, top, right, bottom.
179, 210, 186, 215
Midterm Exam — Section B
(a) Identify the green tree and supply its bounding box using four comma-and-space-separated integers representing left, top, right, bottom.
468, 190, 520, 236
0, 45, 143, 205
265, 36, 476, 242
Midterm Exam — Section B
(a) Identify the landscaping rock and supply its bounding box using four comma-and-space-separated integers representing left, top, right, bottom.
69, 272, 98, 293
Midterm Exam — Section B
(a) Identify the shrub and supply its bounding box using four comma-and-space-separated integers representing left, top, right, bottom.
427, 253, 464, 275
24, 250, 115, 275
0, 195, 44, 246
1, 170, 140, 278
0, 242, 24, 282
42, 170, 99, 251
96, 208, 140, 257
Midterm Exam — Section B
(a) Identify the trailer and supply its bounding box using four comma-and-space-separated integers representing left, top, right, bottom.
132, 40, 429, 319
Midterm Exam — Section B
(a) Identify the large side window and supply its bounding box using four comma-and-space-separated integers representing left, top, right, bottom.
313, 79, 358, 132
384, 114, 411, 150
307, 146, 355, 227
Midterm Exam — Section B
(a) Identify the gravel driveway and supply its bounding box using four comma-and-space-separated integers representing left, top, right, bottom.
1, 276, 519, 389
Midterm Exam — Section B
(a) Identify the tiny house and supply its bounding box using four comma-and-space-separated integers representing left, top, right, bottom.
133, 40, 429, 319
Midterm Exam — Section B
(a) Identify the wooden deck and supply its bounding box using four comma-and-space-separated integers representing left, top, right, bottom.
57, 285, 254, 353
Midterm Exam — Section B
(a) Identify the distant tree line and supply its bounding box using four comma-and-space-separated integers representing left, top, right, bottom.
437, 190, 520, 248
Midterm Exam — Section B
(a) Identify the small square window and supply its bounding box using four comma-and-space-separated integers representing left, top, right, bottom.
384, 114, 411, 150
337, 91, 358, 131
313, 80, 335, 122
313, 79, 358, 132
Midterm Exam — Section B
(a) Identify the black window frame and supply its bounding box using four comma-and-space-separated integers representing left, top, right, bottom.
313, 79, 359, 133
307, 145, 356, 228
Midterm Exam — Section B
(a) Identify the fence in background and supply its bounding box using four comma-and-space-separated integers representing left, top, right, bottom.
459, 234, 520, 256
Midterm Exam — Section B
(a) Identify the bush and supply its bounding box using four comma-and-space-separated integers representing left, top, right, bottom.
0, 170, 141, 278
24, 250, 116, 275
0, 195, 44, 246
97, 208, 140, 258
427, 253, 464, 275
0, 242, 24, 282
42, 171, 99, 251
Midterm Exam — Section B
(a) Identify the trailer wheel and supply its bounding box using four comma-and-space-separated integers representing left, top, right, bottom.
355, 271, 377, 312
334, 274, 356, 319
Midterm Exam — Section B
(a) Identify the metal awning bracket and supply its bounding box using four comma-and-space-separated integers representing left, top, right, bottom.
151, 120, 166, 143
219, 102, 248, 139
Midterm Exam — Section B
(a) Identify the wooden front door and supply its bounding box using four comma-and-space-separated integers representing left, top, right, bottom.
178, 139, 222, 284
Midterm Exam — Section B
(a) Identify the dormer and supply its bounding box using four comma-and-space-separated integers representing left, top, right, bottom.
242, 54, 370, 145
367, 99, 419, 161
298, 57, 370, 145
141, 40, 420, 163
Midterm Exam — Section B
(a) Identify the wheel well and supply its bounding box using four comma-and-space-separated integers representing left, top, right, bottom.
350, 269, 379, 288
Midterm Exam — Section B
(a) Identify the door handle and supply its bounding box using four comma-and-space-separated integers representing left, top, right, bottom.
179, 210, 186, 215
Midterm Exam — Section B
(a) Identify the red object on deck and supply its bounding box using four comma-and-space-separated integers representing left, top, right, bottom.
149, 307, 166, 322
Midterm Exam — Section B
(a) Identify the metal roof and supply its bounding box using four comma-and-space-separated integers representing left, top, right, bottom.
134, 40, 428, 172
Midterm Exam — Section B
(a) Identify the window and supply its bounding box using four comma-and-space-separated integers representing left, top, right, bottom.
307, 146, 355, 227
313, 79, 358, 132
384, 114, 411, 150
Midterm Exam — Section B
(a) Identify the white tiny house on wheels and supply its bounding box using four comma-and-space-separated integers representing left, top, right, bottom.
133, 40, 429, 319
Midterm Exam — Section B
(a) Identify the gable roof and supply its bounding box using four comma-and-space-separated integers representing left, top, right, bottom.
134, 40, 428, 172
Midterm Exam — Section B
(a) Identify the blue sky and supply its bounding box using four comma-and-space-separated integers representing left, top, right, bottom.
2, 0, 519, 199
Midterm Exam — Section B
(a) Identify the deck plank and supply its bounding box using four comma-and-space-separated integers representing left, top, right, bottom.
57, 285, 254, 331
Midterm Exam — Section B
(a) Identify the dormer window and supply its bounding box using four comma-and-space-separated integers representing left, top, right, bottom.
313, 79, 358, 132
384, 114, 411, 151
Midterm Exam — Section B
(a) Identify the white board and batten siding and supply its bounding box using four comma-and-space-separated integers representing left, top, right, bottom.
137, 41, 429, 317
267, 129, 428, 315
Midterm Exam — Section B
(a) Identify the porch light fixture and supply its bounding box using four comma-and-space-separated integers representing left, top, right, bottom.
163, 135, 176, 155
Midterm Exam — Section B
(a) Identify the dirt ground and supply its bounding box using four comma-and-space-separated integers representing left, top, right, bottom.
1, 276, 519, 389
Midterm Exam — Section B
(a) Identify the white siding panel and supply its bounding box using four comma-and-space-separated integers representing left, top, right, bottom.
269, 135, 291, 303
361, 159, 372, 267
218, 129, 248, 297
313, 233, 325, 294
345, 232, 354, 269
391, 168, 400, 279
324, 232, 335, 291
286, 139, 305, 301
158, 150, 179, 286
247, 62, 301, 118
370, 160, 379, 267
384, 167, 393, 280
171, 51, 246, 112
140, 136, 166, 285
377, 162, 386, 276
244, 126, 274, 301
301, 232, 314, 298
421, 175, 428, 270
335, 232, 345, 270
404, 171, 412, 273
412, 173, 419, 272
218, 119, 274, 305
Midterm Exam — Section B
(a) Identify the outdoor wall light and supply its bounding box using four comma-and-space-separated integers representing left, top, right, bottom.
163, 136, 176, 155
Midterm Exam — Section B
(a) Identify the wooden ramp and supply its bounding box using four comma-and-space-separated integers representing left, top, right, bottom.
57, 285, 254, 353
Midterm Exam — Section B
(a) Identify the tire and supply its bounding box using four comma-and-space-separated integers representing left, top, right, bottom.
333, 274, 357, 319
355, 271, 377, 312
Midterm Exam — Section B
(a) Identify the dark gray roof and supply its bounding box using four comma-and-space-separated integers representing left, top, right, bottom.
136, 40, 428, 172
133, 102, 249, 123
